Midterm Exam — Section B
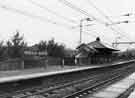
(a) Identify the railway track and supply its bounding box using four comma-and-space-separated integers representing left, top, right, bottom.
64, 65, 135, 98
0, 71, 113, 98
1, 63, 135, 98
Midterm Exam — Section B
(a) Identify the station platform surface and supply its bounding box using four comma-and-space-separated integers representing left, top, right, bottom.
0, 60, 134, 83
0, 65, 99, 83
128, 85, 135, 98
85, 71, 135, 98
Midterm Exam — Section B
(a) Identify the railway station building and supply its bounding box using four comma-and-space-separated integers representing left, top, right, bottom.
75, 37, 119, 65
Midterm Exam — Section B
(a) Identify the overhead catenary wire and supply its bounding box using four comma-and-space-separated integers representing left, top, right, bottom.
58, 0, 125, 42
0, 4, 74, 29
27, 0, 107, 42
86, 0, 132, 41
84, 30, 98, 37
27, 0, 104, 40
58, 0, 108, 43
58, 0, 106, 24
83, 30, 113, 47
108, 13, 133, 19
0, 1, 108, 44
0, 1, 107, 48
59, 0, 131, 45
86, 0, 127, 36
80, 31, 97, 44
108, 20, 135, 25
71, 23, 95, 29
27, 0, 78, 24
0, 4, 98, 39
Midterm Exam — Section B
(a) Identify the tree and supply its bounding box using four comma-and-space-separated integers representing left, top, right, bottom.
47, 39, 65, 58
7, 31, 27, 58
0, 41, 6, 60
37, 40, 47, 52
47, 39, 56, 56
37, 39, 66, 58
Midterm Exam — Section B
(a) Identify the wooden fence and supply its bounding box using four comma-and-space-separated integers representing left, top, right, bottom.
0, 57, 64, 70
0, 58, 24, 70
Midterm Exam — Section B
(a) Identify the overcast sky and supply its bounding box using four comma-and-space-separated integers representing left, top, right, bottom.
0, 0, 135, 50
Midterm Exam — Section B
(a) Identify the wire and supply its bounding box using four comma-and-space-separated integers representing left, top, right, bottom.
108, 13, 133, 18
0, 4, 73, 29
58, 0, 124, 42
104, 42, 114, 48
82, 31, 97, 42
58, 0, 106, 24
84, 31, 98, 37
86, 0, 132, 42
0, 4, 98, 35
71, 23, 95, 29
27, 0, 77, 24
0, 2, 101, 47
0, 1, 108, 44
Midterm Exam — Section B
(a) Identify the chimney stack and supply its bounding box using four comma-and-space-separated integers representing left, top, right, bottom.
96, 37, 100, 41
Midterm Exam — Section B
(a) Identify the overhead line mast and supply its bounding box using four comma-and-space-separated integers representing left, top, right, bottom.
58, 0, 109, 44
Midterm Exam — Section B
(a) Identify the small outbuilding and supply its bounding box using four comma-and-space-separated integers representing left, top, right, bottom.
76, 37, 119, 65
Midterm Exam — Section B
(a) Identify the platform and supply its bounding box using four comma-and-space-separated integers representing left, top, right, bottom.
0, 65, 99, 83
0, 60, 134, 83
128, 88, 135, 98
85, 71, 135, 98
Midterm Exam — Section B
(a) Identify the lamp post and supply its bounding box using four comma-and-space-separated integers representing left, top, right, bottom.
79, 18, 92, 44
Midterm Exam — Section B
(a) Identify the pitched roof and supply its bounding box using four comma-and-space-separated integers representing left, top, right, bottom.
87, 39, 119, 51
87, 40, 106, 48
76, 43, 97, 53
75, 38, 119, 58
77, 38, 119, 52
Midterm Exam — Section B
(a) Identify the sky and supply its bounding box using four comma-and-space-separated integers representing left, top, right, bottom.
0, 0, 135, 50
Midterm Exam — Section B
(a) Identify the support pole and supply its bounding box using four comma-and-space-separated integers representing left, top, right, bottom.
80, 20, 83, 44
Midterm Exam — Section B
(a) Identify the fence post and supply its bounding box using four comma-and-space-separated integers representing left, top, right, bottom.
62, 58, 64, 68
21, 60, 24, 69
